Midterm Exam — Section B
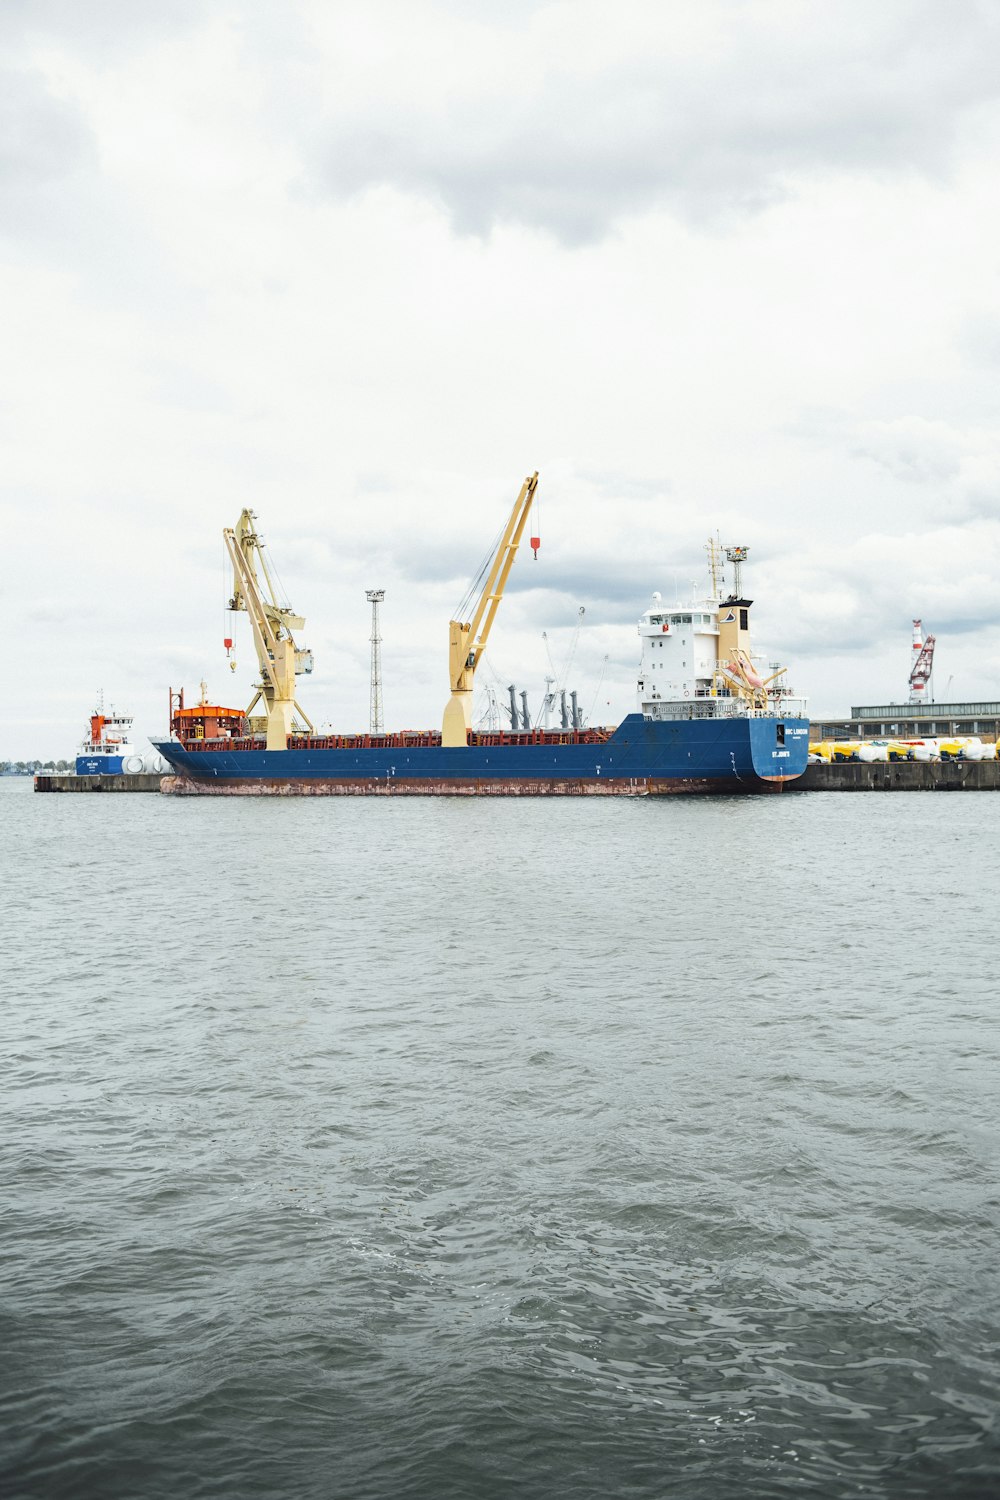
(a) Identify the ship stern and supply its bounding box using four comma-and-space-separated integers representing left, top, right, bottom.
748, 717, 810, 786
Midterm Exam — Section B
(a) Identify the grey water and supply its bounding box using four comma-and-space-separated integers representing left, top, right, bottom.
1, 777, 998, 1500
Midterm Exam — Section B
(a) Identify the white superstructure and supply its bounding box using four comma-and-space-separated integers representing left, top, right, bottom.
637, 545, 807, 722
638, 594, 722, 714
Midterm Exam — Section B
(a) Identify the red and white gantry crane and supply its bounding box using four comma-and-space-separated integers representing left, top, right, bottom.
908, 619, 936, 704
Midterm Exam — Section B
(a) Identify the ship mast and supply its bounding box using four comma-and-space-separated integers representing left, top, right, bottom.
705, 534, 722, 601
724, 544, 748, 598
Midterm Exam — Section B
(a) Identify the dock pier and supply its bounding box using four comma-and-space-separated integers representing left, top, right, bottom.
34, 774, 164, 793
797, 760, 1000, 791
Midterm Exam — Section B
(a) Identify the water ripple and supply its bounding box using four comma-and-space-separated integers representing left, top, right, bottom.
1, 781, 998, 1498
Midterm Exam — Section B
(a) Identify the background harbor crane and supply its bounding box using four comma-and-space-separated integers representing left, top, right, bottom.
909, 619, 936, 703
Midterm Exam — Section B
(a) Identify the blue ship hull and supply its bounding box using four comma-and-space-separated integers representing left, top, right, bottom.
153, 715, 809, 795
76, 754, 126, 775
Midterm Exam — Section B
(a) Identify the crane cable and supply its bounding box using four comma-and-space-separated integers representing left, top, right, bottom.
223, 541, 236, 672
541, 630, 558, 679
585, 655, 610, 727
454, 519, 506, 622
559, 606, 586, 691
259, 537, 296, 619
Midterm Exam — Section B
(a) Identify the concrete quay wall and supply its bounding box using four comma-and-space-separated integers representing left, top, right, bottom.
34, 773, 164, 793
797, 760, 1000, 791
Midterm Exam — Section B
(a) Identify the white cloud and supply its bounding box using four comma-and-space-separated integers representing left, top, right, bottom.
4, 0, 1000, 756
308, 0, 1000, 241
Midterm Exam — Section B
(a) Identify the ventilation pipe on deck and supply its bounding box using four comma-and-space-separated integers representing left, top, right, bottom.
508, 684, 519, 731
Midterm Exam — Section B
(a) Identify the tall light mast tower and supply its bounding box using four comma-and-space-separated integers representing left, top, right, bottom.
366, 590, 385, 733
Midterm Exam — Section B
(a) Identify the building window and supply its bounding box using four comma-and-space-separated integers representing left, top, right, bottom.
740, 609, 749, 630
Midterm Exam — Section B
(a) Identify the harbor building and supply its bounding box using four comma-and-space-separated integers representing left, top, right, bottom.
810, 701, 1000, 743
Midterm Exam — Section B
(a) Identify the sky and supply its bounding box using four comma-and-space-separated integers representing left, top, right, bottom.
4, 0, 1000, 758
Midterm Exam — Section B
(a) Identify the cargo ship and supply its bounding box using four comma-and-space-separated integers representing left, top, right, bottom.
76, 702, 145, 775
153, 476, 809, 795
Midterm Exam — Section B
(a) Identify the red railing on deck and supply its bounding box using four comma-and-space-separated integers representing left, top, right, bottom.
178, 725, 615, 752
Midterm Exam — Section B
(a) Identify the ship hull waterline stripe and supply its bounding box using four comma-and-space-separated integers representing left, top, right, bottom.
161, 774, 797, 797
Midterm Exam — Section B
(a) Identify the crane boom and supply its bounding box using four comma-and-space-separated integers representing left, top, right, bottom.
442, 471, 538, 747
224, 509, 314, 751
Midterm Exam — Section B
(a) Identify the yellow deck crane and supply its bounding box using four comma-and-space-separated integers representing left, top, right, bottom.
442, 471, 539, 747
223, 509, 315, 751
716, 648, 787, 712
